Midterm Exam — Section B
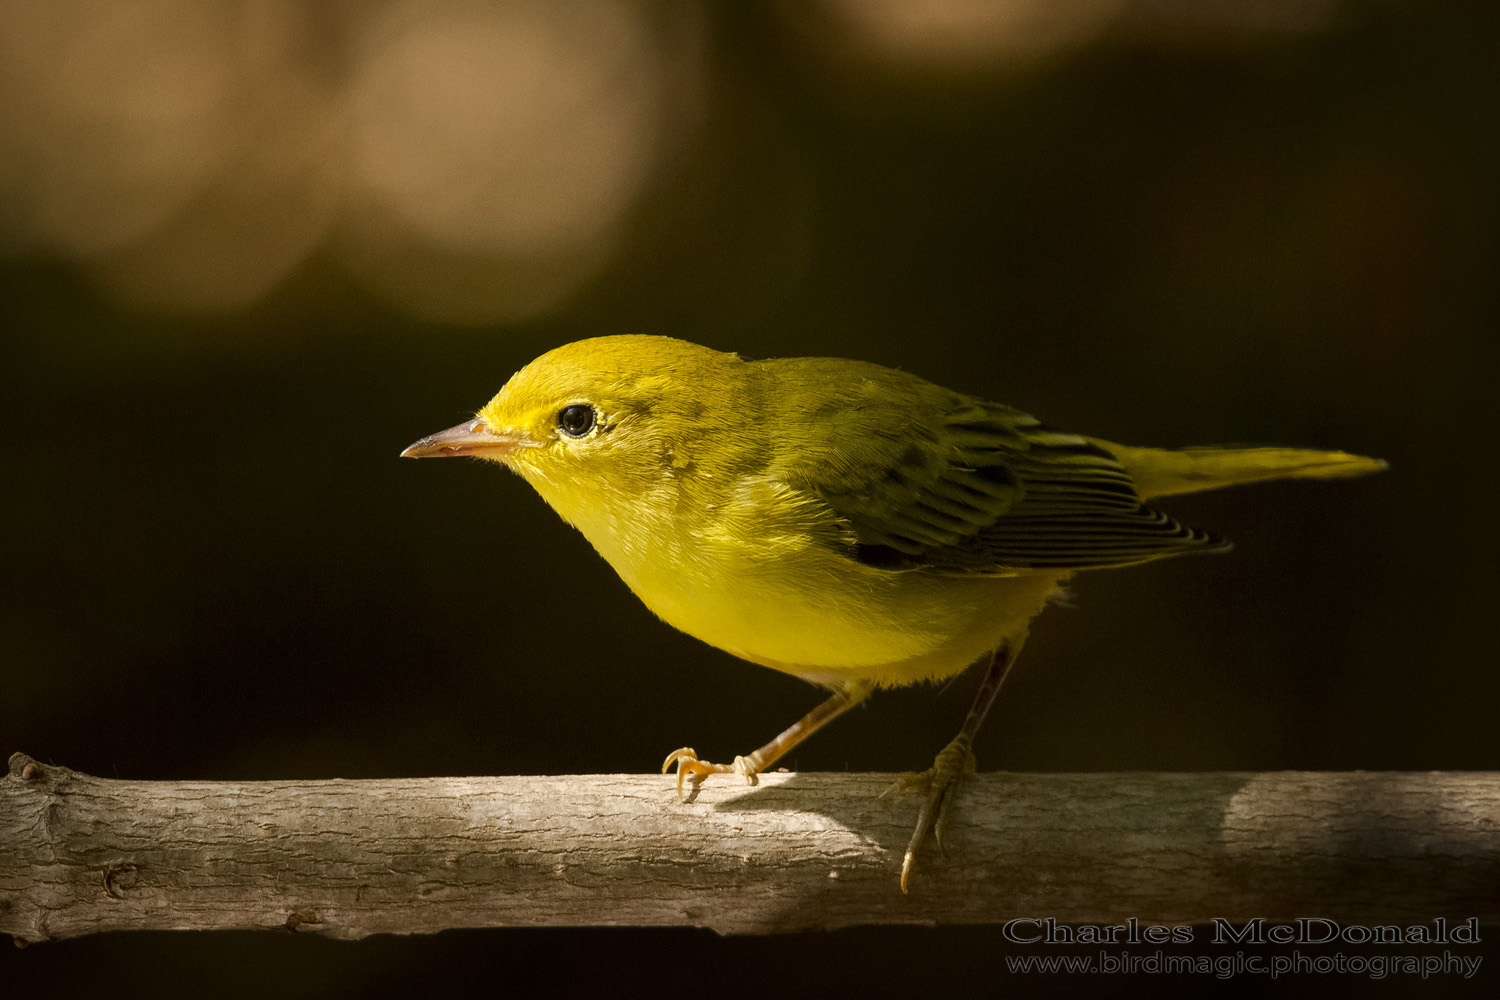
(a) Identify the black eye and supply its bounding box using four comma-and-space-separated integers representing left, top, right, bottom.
557, 403, 596, 438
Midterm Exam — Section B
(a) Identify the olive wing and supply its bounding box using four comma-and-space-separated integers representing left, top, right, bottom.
770, 367, 1225, 574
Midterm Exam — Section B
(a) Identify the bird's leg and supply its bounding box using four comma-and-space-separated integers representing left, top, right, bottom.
663, 680, 873, 799
886, 643, 1018, 893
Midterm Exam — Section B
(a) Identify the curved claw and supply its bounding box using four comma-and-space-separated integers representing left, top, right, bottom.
900, 782, 948, 894
891, 735, 977, 893
661, 747, 695, 774
661, 747, 759, 799
880, 770, 928, 800
662, 747, 702, 798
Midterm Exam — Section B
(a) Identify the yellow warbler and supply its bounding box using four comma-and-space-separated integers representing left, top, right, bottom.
403, 335, 1386, 890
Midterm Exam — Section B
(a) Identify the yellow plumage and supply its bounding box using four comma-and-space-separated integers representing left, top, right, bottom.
403, 334, 1386, 889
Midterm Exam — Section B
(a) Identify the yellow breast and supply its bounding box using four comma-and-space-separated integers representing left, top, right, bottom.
529, 468, 1062, 688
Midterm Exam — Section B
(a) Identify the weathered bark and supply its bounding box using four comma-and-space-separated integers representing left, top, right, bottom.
3, 752, 1496, 941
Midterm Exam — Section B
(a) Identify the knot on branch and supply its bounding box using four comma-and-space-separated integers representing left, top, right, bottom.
9, 753, 50, 783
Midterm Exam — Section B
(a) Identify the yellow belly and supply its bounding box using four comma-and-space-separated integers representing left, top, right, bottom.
529, 471, 1065, 688
611, 535, 1064, 688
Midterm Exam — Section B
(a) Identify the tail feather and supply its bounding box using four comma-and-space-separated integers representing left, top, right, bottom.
1088, 440, 1389, 501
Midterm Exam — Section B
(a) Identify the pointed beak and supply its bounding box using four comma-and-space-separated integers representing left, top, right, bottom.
401, 419, 530, 459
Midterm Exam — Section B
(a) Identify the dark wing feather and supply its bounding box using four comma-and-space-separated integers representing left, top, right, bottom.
766, 359, 1226, 575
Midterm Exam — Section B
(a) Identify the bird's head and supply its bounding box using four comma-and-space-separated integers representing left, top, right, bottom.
402, 335, 756, 526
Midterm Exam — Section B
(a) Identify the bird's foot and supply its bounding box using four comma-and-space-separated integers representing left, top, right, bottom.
661, 747, 760, 801
881, 733, 976, 893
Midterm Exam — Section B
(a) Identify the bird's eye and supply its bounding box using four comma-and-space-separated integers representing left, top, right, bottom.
557, 403, 596, 438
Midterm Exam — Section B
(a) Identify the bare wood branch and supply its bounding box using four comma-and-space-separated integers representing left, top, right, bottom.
3, 752, 1496, 941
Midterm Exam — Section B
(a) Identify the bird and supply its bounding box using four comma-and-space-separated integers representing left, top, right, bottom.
402, 334, 1386, 891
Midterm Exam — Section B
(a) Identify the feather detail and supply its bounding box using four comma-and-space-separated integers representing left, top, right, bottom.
765, 363, 1228, 574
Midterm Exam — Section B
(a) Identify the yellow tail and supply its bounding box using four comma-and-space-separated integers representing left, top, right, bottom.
1090, 440, 1389, 501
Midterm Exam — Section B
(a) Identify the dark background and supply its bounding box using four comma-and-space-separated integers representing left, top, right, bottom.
3, 1, 1495, 996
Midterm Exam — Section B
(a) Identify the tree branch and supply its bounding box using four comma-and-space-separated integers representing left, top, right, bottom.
3, 752, 1496, 941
